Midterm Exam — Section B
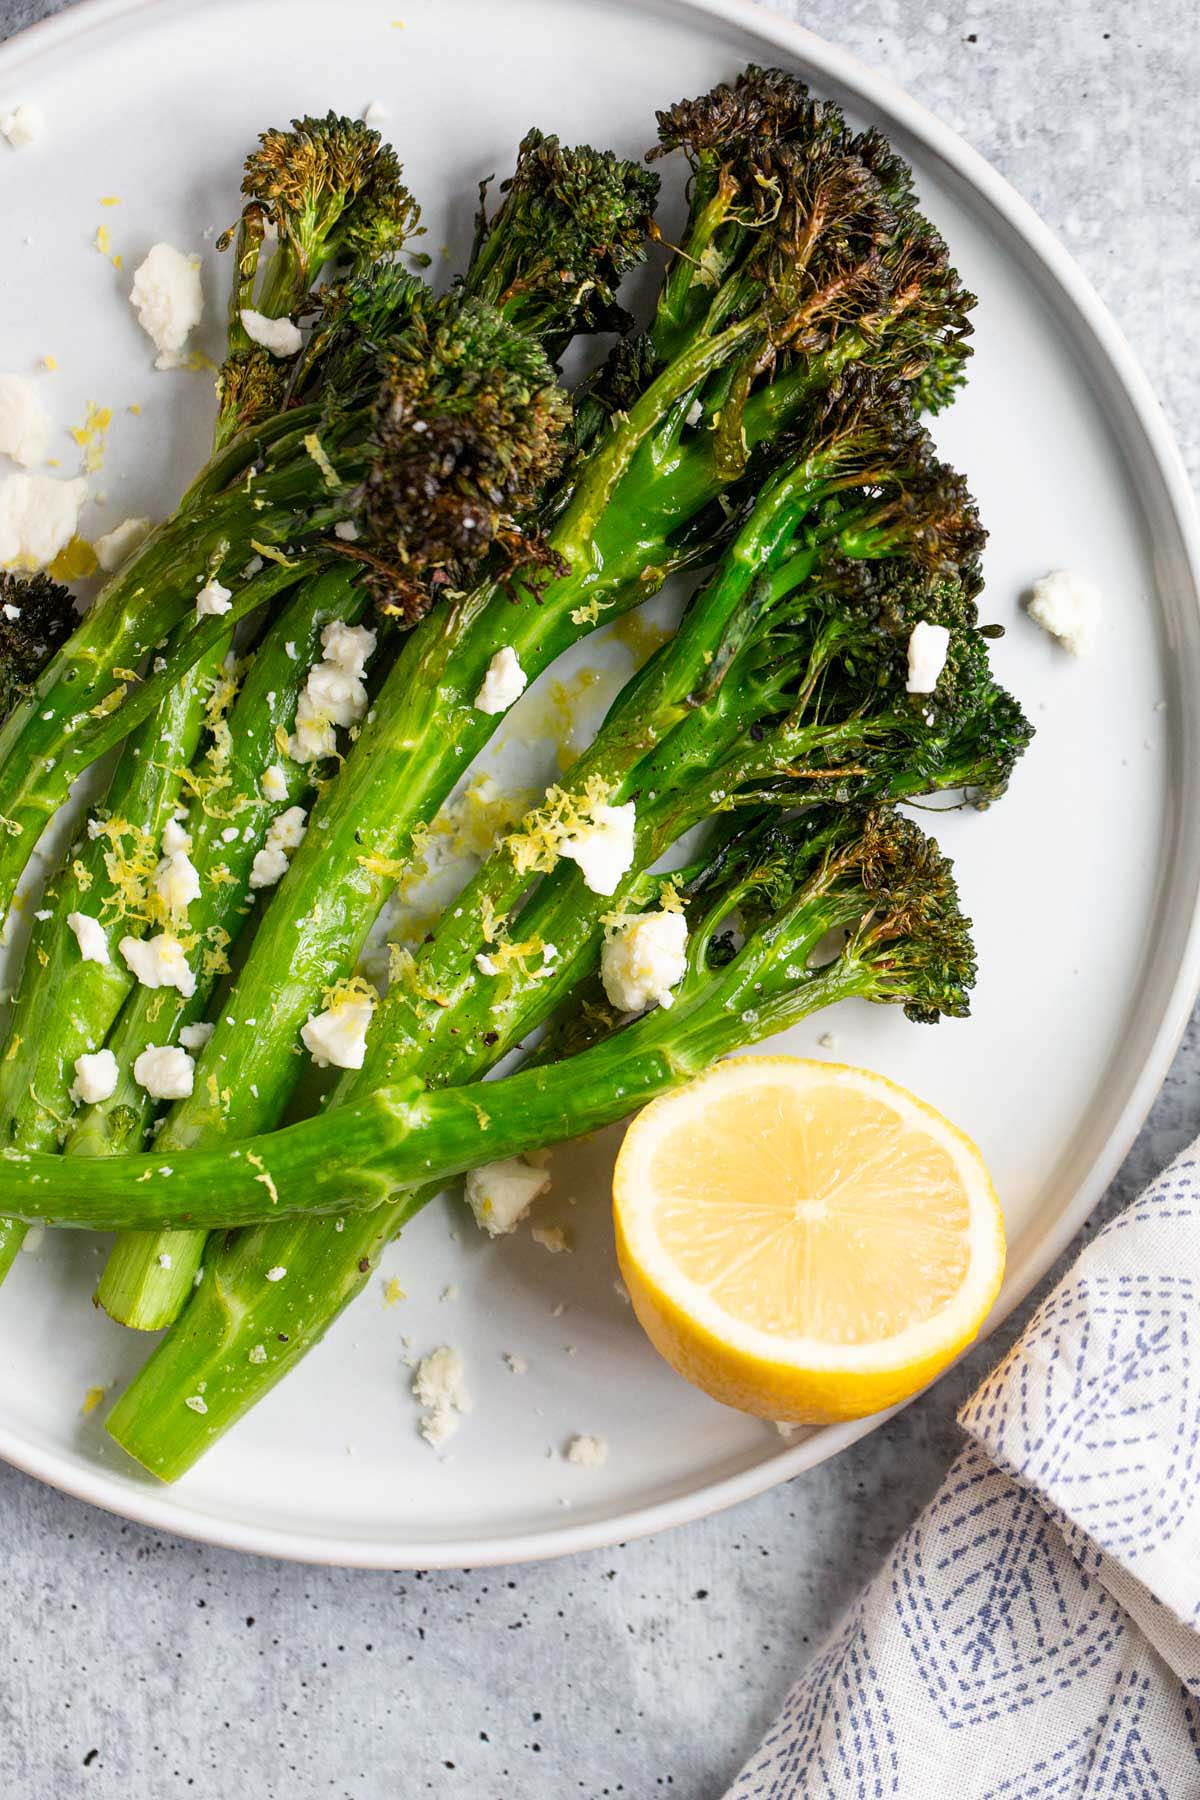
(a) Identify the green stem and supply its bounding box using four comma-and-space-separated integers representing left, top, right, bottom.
0, 636, 226, 1277
93, 565, 368, 1326
0, 956, 867, 1237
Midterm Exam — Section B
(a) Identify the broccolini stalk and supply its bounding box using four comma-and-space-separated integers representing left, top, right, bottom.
82, 804, 977, 1478
90, 566, 369, 1323
0, 117, 403, 1278
0, 634, 232, 1278
0, 816, 972, 1232
105, 456, 1028, 1469
215, 112, 424, 447
85, 131, 659, 1325
116, 72, 977, 1328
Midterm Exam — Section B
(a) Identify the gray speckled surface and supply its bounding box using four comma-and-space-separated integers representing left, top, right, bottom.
1, 1, 1198, 1795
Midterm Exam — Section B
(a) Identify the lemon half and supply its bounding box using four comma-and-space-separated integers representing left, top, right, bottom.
613, 1056, 1005, 1424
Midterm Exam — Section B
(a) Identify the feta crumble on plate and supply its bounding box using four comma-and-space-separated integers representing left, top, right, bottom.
601, 909, 687, 1014
0, 472, 87, 571
465, 1156, 551, 1236
566, 1434, 608, 1468
129, 244, 204, 371
1026, 568, 1101, 656
412, 1346, 471, 1447
0, 103, 43, 148
94, 515, 152, 572
0, 374, 51, 467
178, 1020, 213, 1052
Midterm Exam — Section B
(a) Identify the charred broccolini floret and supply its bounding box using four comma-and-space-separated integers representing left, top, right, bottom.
465, 128, 660, 357
0, 572, 76, 721
357, 295, 573, 618
214, 113, 424, 447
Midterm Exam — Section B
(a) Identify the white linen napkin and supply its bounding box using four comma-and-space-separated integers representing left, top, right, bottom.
724, 1140, 1200, 1797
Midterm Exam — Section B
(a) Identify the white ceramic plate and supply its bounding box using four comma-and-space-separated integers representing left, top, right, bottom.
0, 0, 1198, 1568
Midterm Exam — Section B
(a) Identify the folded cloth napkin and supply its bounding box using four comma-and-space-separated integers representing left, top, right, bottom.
725, 1140, 1200, 1798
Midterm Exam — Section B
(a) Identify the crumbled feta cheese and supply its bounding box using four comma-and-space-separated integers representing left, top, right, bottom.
265, 1265, 287, 1282
601, 910, 687, 1014
465, 1156, 551, 1237
475, 952, 498, 977
566, 1434, 608, 1468
157, 1252, 173, 1269
160, 817, 191, 857
195, 577, 232, 619
120, 932, 196, 998
154, 846, 201, 916
184, 1394, 208, 1414
321, 619, 376, 676
240, 308, 303, 359
1026, 568, 1101, 656
560, 800, 636, 896
0, 472, 87, 570
532, 1224, 569, 1254
178, 1020, 214, 1052
220, 826, 238, 844
289, 621, 377, 762
261, 763, 289, 803
300, 991, 373, 1069
0, 104, 43, 148
94, 515, 152, 572
67, 911, 109, 965
70, 1048, 118, 1105
132, 1043, 194, 1100
129, 244, 204, 370
284, 640, 298, 659
413, 1346, 471, 1447
333, 519, 360, 541
905, 620, 951, 695
473, 645, 528, 715
685, 398, 704, 428
0, 374, 51, 467
249, 803, 307, 889
362, 98, 390, 125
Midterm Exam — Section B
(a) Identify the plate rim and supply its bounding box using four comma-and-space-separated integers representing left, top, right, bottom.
3, 0, 1200, 1568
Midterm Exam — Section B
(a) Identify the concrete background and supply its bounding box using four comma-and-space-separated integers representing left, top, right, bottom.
1, 1, 1198, 1795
